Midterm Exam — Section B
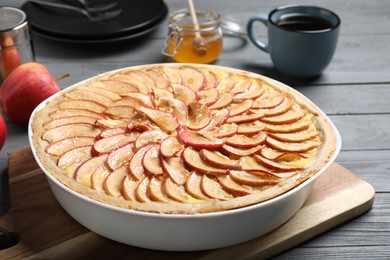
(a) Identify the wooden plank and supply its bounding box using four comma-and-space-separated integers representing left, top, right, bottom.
329, 114, 390, 151
0, 147, 374, 259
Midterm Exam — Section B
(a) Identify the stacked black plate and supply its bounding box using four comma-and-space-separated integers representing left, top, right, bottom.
22, 0, 168, 43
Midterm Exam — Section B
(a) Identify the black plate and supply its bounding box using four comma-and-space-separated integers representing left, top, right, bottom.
22, 0, 168, 42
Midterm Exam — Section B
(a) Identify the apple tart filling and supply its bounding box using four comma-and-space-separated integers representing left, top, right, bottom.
31, 64, 336, 214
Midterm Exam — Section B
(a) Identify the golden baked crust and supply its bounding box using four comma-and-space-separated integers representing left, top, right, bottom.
31, 64, 337, 214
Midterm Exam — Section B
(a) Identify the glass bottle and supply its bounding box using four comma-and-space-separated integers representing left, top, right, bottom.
0, 7, 34, 83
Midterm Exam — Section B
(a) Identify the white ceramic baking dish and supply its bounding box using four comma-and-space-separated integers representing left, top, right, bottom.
28, 65, 341, 251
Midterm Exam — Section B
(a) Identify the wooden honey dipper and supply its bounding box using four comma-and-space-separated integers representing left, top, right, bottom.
187, 0, 208, 56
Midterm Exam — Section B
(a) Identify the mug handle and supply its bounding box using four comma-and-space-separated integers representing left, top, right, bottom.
247, 14, 269, 53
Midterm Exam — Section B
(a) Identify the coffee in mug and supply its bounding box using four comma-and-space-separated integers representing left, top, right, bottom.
247, 5, 340, 78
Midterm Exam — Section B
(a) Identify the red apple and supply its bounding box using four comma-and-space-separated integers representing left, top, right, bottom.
0, 62, 60, 124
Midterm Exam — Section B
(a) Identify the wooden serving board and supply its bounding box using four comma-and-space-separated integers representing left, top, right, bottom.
0, 147, 375, 259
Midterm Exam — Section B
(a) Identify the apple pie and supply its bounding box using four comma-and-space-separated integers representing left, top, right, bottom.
31, 64, 337, 214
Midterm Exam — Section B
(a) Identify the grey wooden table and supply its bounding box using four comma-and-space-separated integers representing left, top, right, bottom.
1, 0, 389, 258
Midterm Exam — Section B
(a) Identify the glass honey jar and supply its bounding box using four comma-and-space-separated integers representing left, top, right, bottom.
162, 9, 223, 64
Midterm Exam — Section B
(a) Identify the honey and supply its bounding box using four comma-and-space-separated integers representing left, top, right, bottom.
162, 9, 223, 64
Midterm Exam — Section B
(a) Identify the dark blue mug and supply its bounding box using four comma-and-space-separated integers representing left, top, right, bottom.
247, 5, 340, 78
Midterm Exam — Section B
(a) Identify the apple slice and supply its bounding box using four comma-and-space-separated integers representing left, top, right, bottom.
185, 172, 209, 200
239, 156, 276, 175
135, 106, 179, 132
145, 67, 169, 89
124, 70, 156, 90
264, 96, 293, 117
161, 66, 182, 84
95, 118, 133, 129
156, 96, 188, 124
265, 136, 321, 152
160, 136, 183, 157
200, 110, 230, 134
202, 70, 218, 89
237, 121, 266, 135
197, 88, 219, 106
121, 174, 139, 201
104, 165, 128, 198
204, 123, 238, 138
230, 170, 279, 187
58, 99, 107, 113
259, 147, 309, 161
74, 154, 108, 187
233, 79, 264, 101
182, 147, 229, 175
43, 123, 101, 143
65, 90, 113, 107
135, 177, 151, 202
208, 92, 234, 110
254, 154, 304, 172
225, 132, 267, 148
221, 143, 263, 157
199, 149, 242, 170
252, 92, 284, 109
217, 175, 253, 196
112, 93, 154, 108
128, 144, 153, 181
151, 87, 174, 100
261, 106, 307, 125
49, 108, 104, 120
107, 142, 135, 171
148, 177, 169, 202
46, 136, 95, 156
163, 178, 200, 203
186, 102, 211, 130
111, 74, 149, 94
44, 116, 98, 130
264, 117, 312, 133
226, 109, 266, 124
57, 146, 92, 177
230, 78, 251, 94
179, 66, 206, 91
142, 144, 163, 176
268, 127, 318, 142
77, 85, 122, 101
216, 74, 236, 93
162, 157, 189, 185
127, 120, 157, 132
170, 83, 198, 104
93, 132, 139, 155
178, 126, 224, 149
91, 164, 111, 193
238, 156, 296, 178
134, 129, 169, 149
104, 104, 140, 119
227, 99, 253, 117
201, 175, 233, 201
98, 127, 127, 139
99, 79, 139, 94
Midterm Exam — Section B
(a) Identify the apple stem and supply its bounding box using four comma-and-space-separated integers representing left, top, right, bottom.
54, 73, 70, 82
